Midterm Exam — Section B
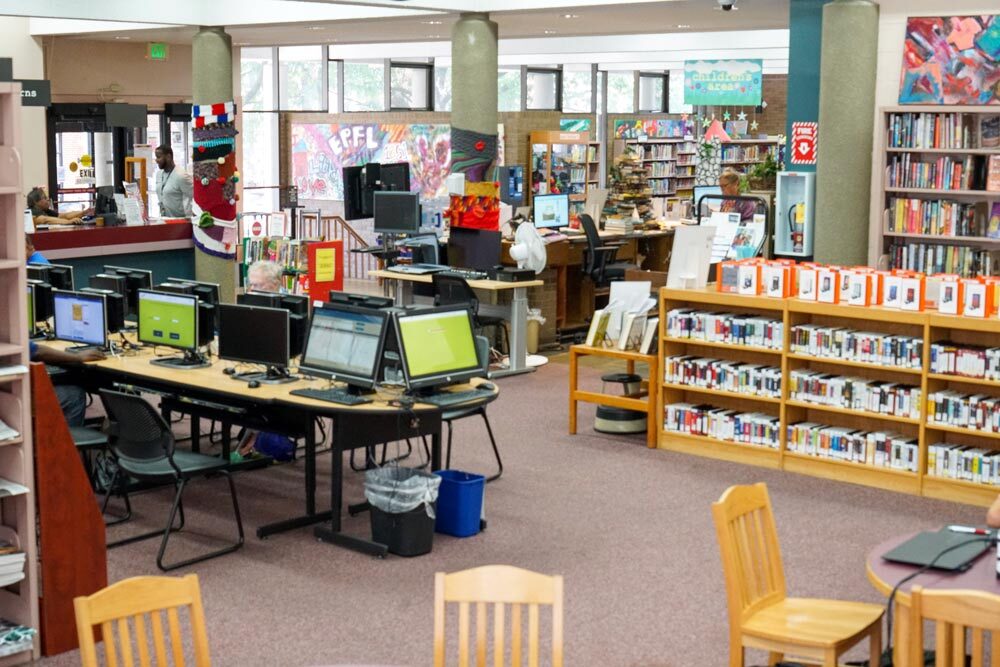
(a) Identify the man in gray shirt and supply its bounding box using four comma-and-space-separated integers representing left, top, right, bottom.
154, 144, 193, 218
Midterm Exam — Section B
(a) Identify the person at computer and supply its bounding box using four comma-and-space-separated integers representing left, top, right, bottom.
27, 187, 91, 226
154, 144, 193, 218
718, 170, 757, 222
25, 235, 49, 265
29, 341, 104, 427
988, 494, 1000, 528
247, 260, 284, 293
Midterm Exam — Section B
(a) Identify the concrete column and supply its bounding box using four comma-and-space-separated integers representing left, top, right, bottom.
450, 12, 498, 180
813, 0, 878, 265
192, 26, 237, 302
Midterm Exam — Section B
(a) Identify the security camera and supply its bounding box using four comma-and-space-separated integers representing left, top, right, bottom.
717, 0, 737, 10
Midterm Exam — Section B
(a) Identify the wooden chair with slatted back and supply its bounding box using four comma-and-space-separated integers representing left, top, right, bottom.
433, 564, 563, 667
712, 483, 884, 667
73, 574, 211, 667
909, 586, 1000, 666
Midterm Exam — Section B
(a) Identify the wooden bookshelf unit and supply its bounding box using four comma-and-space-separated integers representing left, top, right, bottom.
658, 286, 1000, 507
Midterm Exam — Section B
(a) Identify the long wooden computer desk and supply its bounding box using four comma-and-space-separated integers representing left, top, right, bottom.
55, 342, 497, 556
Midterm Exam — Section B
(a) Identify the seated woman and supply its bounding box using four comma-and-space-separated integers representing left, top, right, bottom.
27, 187, 91, 226
718, 169, 757, 223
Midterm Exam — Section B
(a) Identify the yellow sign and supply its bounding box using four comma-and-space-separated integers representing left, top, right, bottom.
315, 248, 336, 282
80, 154, 93, 167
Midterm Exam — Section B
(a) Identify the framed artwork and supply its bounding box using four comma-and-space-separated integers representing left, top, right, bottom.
899, 15, 1000, 105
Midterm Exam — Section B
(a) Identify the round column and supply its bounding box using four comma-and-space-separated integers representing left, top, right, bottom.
450, 12, 498, 180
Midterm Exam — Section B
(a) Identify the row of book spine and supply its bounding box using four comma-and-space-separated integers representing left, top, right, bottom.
666, 309, 784, 350
789, 325, 923, 368
720, 145, 768, 162
241, 237, 309, 271
648, 163, 676, 178
927, 443, 1000, 486
927, 391, 1000, 433
787, 370, 921, 419
887, 197, 982, 237
929, 342, 1000, 381
663, 356, 781, 398
663, 403, 780, 448
888, 240, 994, 278
886, 154, 978, 190
649, 181, 675, 196
787, 423, 919, 471
642, 145, 675, 160
886, 112, 976, 149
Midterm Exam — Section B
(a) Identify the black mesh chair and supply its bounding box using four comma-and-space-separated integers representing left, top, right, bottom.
432, 272, 510, 356
98, 389, 244, 571
579, 213, 632, 287
442, 335, 502, 482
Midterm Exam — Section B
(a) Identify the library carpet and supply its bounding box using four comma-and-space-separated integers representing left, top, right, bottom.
42, 360, 984, 666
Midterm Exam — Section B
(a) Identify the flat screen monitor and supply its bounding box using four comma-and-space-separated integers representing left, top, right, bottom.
27, 279, 52, 323
342, 166, 365, 221
104, 265, 153, 317
104, 103, 148, 128
168, 278, 220, 308
327, 291, 394, 309
237, 291, 281, 309
95, 185, 117, 216
52, 289, 107, 349
533, 194, 570, 229
500, 165, 525, 206
218, 303, 289, 369
373, 191, 421, 235
694, 185, 723, 216
299, 302, 389, 390
155, 281, 194, 295
26, 265, 48, 284
26, 285, 35, 337
395, 306, 482, 391
447, 227, 501, 272
380, 162, 410, 192
137, 290, 199, 351
45, 264, 74, 291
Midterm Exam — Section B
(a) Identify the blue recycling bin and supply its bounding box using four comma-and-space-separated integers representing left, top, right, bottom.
434, 470, 485, 537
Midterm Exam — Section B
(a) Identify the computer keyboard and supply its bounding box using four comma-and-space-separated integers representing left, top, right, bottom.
441, 269, 488, 281
387, 264, 450, 275
289, 387, 373, 405
417, 387, 493, 407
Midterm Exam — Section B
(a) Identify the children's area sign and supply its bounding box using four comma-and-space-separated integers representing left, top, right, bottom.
683, 59, 763, 106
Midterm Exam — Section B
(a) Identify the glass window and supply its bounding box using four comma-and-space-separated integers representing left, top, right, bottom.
390, 64, 431, 110
562, 65, 592, 113
241, 112, 279, 189
241, 47, 275, 112
434, 65, 451, 112
526, 69, 559, 111
242, 187, 280, 214
278, 45, 323, 111
170, 120, 192, 171
668, 70, 693, 114
498, 67, 521, 112
328, 60, 341, 113
639, 73, 665, 113
344, 60, 386, 112
607, 71, 634, 114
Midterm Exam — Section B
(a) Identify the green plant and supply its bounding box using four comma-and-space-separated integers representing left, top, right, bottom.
749, 152, 780, 181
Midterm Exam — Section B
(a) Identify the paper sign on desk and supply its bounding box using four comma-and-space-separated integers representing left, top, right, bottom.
314, 248, 336, 282
267, 213, 287, 238
306, 239, 343, 295
709, 212, 741, 262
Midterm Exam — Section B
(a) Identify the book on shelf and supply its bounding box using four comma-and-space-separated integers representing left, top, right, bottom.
640, 317, 658, 355
886, 111, 976, 149
887, 197, 982, 237
888, 240, 997, 278
988, 155, 1000, 192
584, 308, 612, 348
617, 313, 647, 351
989, 203, 1000, 239
787, 370, 922, 419
0, 479, 28, 498
928, 442, 1000, 486
787, 422, 918, 471
981, 115, 1000, 149
664, 355, 781, 398
886, 154, 986, 191
664, 403, 780, 448
665, 308, 784, 349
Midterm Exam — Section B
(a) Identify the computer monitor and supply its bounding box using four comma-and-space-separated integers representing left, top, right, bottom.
26, 285, 35, 338
694, 185, 723, 217
533, 194, 570, 229
380, 162, 410, 192
299, 302, 390, 392
327, 291, 394, 310
52, 289, 107, 351
155, 281, 195, 295
237, 292, 307, 355
447, 227, 502, 272
104, 103, 148, 128
218, 303, 292, 382
373, 191, 421, 235
45, 264, 74, 291
90, 273, 127, 301
104, 266, 153, 317
27, 279, 52, 324
343, 166, 365, 221
95, 185, 118, 220
394, 306, 482, 392
26, 265, 49, 284
80, 287, 125, 334
167, 278, 220, 309
499, 165, 525, 206
137, 290, 207, 368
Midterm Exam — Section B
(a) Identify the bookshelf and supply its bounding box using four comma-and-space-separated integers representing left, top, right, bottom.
586, 140, 601, 190
530, 131, 594, 217
622, 138, 699, 198
0, 82, 39, 663
719, 138, 780, 169
657, 287, 1000, 506
873, 106, 1000, 277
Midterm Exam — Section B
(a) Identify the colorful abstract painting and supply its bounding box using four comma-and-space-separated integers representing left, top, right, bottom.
290, 122, 452, 201
613, 119, 694, 139
899, 15, 1000, 105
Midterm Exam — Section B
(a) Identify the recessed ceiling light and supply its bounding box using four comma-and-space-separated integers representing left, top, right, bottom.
677, 24, 691, 28
307, 26, 326, 30
421, 20, 443, 25
562, 13, 579, 19
114, 36, 131, 40
428, 34, 441, 39
543, 29, 557, 35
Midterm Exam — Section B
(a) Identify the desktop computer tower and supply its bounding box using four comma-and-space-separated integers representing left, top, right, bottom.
198, 303, 215, 347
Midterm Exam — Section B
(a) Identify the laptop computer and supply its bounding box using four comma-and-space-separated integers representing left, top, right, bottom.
387, 263, 449, 275
881, 528, 994, 571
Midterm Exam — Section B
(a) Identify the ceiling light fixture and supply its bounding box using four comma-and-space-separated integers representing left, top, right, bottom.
114, 36, 131, 40
676, 24, 691, 28
562, 13, 579, 19
543, 29, 557, 35
421, 20, 443, 25
307, 26, 326, 30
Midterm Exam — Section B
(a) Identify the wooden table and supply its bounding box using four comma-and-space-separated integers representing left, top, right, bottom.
568, 344, 659, 448
57, 341, 498, 555
866, 531, 1000, 666
371, 269, 544, 377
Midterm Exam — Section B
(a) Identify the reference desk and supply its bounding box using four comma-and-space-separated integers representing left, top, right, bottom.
52, 342, 498, 556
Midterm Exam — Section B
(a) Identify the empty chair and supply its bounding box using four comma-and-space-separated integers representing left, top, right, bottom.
74, 574, 212, 667
432, 272, 510, 356
98, 389, 244, 571
908, 586, 1000, 667
434, 564, 563, 667
579, 213, 632, 288
443, 335, 502, 482
712, 483, 883, 667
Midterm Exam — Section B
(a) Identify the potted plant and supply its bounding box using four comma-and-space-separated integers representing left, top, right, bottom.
748, 152, 779, 191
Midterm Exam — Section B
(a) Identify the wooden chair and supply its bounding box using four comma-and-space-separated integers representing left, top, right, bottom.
434, 565, 563, 667
712, 483, 884, 667
909, 586, 1000, 666
74, 574, 211, 667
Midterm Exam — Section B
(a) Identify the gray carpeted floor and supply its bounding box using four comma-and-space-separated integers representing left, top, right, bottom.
40, 361, 985, 667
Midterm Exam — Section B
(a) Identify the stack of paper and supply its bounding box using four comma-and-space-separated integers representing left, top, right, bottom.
0, 541, 25, 588
0, 420, 18, 444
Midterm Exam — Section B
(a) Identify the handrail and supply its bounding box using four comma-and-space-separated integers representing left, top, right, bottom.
298, 212, 379, 282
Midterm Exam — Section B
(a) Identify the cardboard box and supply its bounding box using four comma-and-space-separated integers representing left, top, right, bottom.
797, 266, 817, 301
762, 263, 793, 298
847, 272, 873, 307
882, 274, 902, 309
900, 275, 925, 311
737, 263, 760, 295
717, 261, 740, 293
817, 267, 840, 304
962, 278, 990, 318
838, 268, 853, 304
937, 275, 963, 315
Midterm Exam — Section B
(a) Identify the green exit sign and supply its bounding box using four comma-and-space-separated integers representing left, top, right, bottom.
147, 43, 169, 61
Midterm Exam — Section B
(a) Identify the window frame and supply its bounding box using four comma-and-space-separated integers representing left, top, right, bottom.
276, 44, 328, 113
524, 66, 562, 111
389, 61, 434, 112
638, 71, 668, 114
342, 58, 389, 113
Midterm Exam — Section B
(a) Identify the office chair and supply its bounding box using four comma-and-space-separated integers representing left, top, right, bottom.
98, 389, 245, 571
442, 335, 502, 482
579, 213, 632, 287
432, 272, 510, 356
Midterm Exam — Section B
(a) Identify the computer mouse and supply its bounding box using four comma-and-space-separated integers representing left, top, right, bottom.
247, 380, 260, 389
223, 367, 236, 375
479, 381, 496, 391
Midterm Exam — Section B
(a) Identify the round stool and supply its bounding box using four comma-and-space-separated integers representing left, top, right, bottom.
595, 372, 646, 435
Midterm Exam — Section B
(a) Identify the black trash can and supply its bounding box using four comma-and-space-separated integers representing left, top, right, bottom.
370, 502, 436, 557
